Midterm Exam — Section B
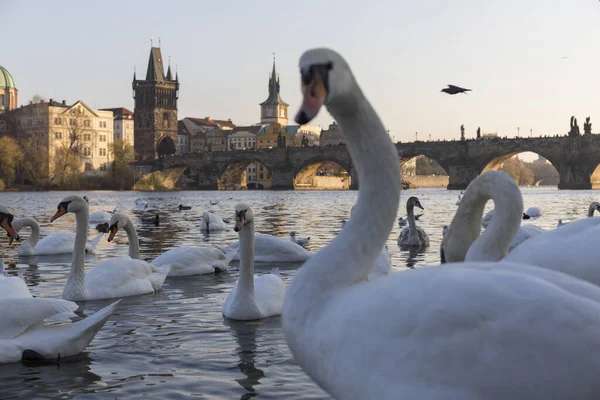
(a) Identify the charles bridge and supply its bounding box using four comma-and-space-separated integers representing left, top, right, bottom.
132, 135, 600, 190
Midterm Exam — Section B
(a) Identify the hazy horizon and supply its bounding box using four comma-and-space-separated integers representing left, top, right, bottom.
2, 0, 600, 145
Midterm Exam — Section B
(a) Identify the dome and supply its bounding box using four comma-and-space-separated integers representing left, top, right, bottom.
0, 66, 16, 89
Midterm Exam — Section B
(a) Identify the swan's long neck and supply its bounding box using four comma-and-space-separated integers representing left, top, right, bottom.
123, 219, 140, 259
587, 203, 599, 217
14, 217, 40, 247
444, 172, 523, 262
65, 208, 89, 299
289, 82, 400, 295
406, 204, 417, 231
238, 221, 256, 297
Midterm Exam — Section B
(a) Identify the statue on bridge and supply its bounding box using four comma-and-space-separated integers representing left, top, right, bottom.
277, 131, 286, 148
476, 127, 481, 139
584, 116, 592, 135
569, 116, 581, 137
460, 125, 465, 141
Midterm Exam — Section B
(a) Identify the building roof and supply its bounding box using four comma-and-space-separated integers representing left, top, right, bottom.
186, 116, 235, 130
230, 125, 263, 136
260, 60, 289, 106
321, 122, 342, 139
0, 66, 16, 89
178, 120, 191, 136
146, 47, 166, 82
100, 107, 133, 119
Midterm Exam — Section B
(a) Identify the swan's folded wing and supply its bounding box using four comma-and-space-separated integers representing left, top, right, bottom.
0, 298, 78, 339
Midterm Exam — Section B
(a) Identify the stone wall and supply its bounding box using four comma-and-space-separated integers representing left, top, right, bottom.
405, 175, 449, 187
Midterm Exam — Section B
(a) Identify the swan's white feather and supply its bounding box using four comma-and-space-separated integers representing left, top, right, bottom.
152, 247, 234, 276
226, 233, 312, 263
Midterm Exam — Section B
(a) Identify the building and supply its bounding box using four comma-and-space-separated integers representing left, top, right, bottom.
0, 65, 18, 114
285, 124, 321, 146
228, 125, 262, 150
181, 116, 234, 152
177, 120, 191, 154
132, 46, 179, 160
260, 58, 289, 125
100, 107, 134, 145
3, 99, 114, 176
320, 122, 344, 146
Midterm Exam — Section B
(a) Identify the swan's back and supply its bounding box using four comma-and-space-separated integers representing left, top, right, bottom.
508, 225, 545, 252
229, 234, 312, 262
254, 270, 286, 318
152, 247, 226, 276
298, 263, 600, 400
368, 247, 392, 280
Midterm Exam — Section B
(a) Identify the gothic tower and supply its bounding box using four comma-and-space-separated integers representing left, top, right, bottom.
260, 57, 288, 125
132, 46, 179, 160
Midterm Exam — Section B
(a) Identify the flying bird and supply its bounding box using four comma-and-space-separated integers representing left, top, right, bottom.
441, 84, 471, 95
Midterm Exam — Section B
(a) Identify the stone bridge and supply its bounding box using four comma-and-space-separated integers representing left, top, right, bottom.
131, 135, 600, 190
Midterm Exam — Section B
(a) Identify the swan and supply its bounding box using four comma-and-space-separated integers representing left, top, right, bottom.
50, 195, 170, 301
200, 211, 227, 232
290, 231, 310, 247
455, 191, 463, 206
557, 201, 600, 227
341, 219, 391, 280
0, 259, 30, 299
89, 209, 115, 224
222, 204, 286, 321
135, 199, 149, 209
481, 209, 530, 228
220, 233, 312, 263
281, 48, 600, 400
524, 206, 541, 218
107, 212, 237, 276
0, 204, 20, 242
397, 196, 429, 247
12, 217, 104, 256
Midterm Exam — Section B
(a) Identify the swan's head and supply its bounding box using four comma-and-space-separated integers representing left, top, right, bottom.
295, 48, 355, 124
407, 196, 424, 210
107, 212, 130, 242
51, 195, 87, 222
82, 196, 89, 204
234, 204, 254, 232
0, 204, 19, 242
522, 213, 530, 220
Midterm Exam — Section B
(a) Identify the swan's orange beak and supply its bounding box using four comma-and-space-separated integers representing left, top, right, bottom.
296, 65, 329, 125
234, 215, 244, 232
51, 205, 67, 222
107, 224, 118, 242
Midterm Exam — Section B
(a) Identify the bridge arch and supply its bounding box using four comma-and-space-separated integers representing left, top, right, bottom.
218, 156, 273, 190
157, 136, 176, 157
293, 156, 352, 190
399, 151, 449, 188
481, 150, 560, 186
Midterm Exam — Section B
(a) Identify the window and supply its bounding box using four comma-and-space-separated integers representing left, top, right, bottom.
163, 113, 169, 129
99, 163, 107, 171
99, 135, 106, 142
83, 147, 91, 156
84, 133, 91, 141
84, 162, 93, 171
84, 120, 91, 127
260, 173, 264, 179
69, 119, 76, 126
54, 118, 62, 125
99, 148, 107, 156
98, 121, 107, 128
54, 132, 62, 140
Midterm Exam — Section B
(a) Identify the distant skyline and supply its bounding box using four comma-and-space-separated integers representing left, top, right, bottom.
2, 0, 600, 144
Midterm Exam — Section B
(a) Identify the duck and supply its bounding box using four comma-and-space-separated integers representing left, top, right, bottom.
282, 48, 600, 400
178, 204, 192, 211
50, 195, 171, 301
222, 204, 286, 321
557, 201, 600, 227
12, 216, 104, 256
290, 231, 310, 247
397, 196, 429, 247
209, 200, 220, 206
199, 211, 227, 233
107, 212, 237, 276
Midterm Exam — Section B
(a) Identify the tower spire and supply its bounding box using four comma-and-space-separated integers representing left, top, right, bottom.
133, 65, 137, 82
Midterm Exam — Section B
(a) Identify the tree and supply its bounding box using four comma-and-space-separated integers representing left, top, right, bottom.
0, 136, 23, 188
109, 139, 134, 189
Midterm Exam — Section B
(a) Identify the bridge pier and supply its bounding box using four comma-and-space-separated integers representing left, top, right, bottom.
195, 167, 220, 190
446, 165, 479, 190
270, 167, 295, 190
557, 163, 592, 190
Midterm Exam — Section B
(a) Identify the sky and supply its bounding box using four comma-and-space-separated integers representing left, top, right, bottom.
2, 0, 600, 146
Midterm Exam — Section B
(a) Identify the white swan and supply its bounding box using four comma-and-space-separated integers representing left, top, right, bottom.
524, 206, 541, 218
50, 196, 171, 301
199, 211, 227, 232
290, 231, 310, 247
481, 209, 532, 228
12, 217, 104, 256
89, 210, 114, 224
557, 201, 600, 227
107, 212, 237, 276
341, 219, 391, 280
281, 48, 600, 400
0, 259, 30, 299
397, 196, 429, 247
455, 191, 463, 205
222, 204, 286, 321
221, 233, 312, 263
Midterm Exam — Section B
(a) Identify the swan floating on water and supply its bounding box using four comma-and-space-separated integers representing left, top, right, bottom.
51, 195, 170, 301
12, 217, 104, 256
557, 201, 600, 227
199, 211, 227, 233
108, 212, 237, 276
220, 233, 312, 263
290, 231, 310, 247
397, 196, 429, 247
281, 48, 600, 400
524, 206, 541, 218
222, 204, 286, 321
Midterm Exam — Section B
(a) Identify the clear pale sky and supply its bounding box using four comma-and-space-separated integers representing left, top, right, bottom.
2, 0, 600, 143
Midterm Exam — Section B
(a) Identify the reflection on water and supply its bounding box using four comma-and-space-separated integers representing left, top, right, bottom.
0, 187, 592, 398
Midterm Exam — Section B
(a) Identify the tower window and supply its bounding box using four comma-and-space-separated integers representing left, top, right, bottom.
163, 113, 169, 128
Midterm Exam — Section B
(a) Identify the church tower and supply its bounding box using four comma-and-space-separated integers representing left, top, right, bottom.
260, 57, 288, 125
132, 46, 179, 160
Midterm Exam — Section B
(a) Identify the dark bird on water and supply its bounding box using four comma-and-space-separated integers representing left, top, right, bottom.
441, 85, 471, 95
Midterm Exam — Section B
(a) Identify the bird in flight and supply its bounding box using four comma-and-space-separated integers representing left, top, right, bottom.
441, 84, 471, 95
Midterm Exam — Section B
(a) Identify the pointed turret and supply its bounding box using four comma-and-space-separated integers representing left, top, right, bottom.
260, 56, 288, 107
133, 66, 137, 83
145, 47, 166, 82
166, 63, 173, 81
